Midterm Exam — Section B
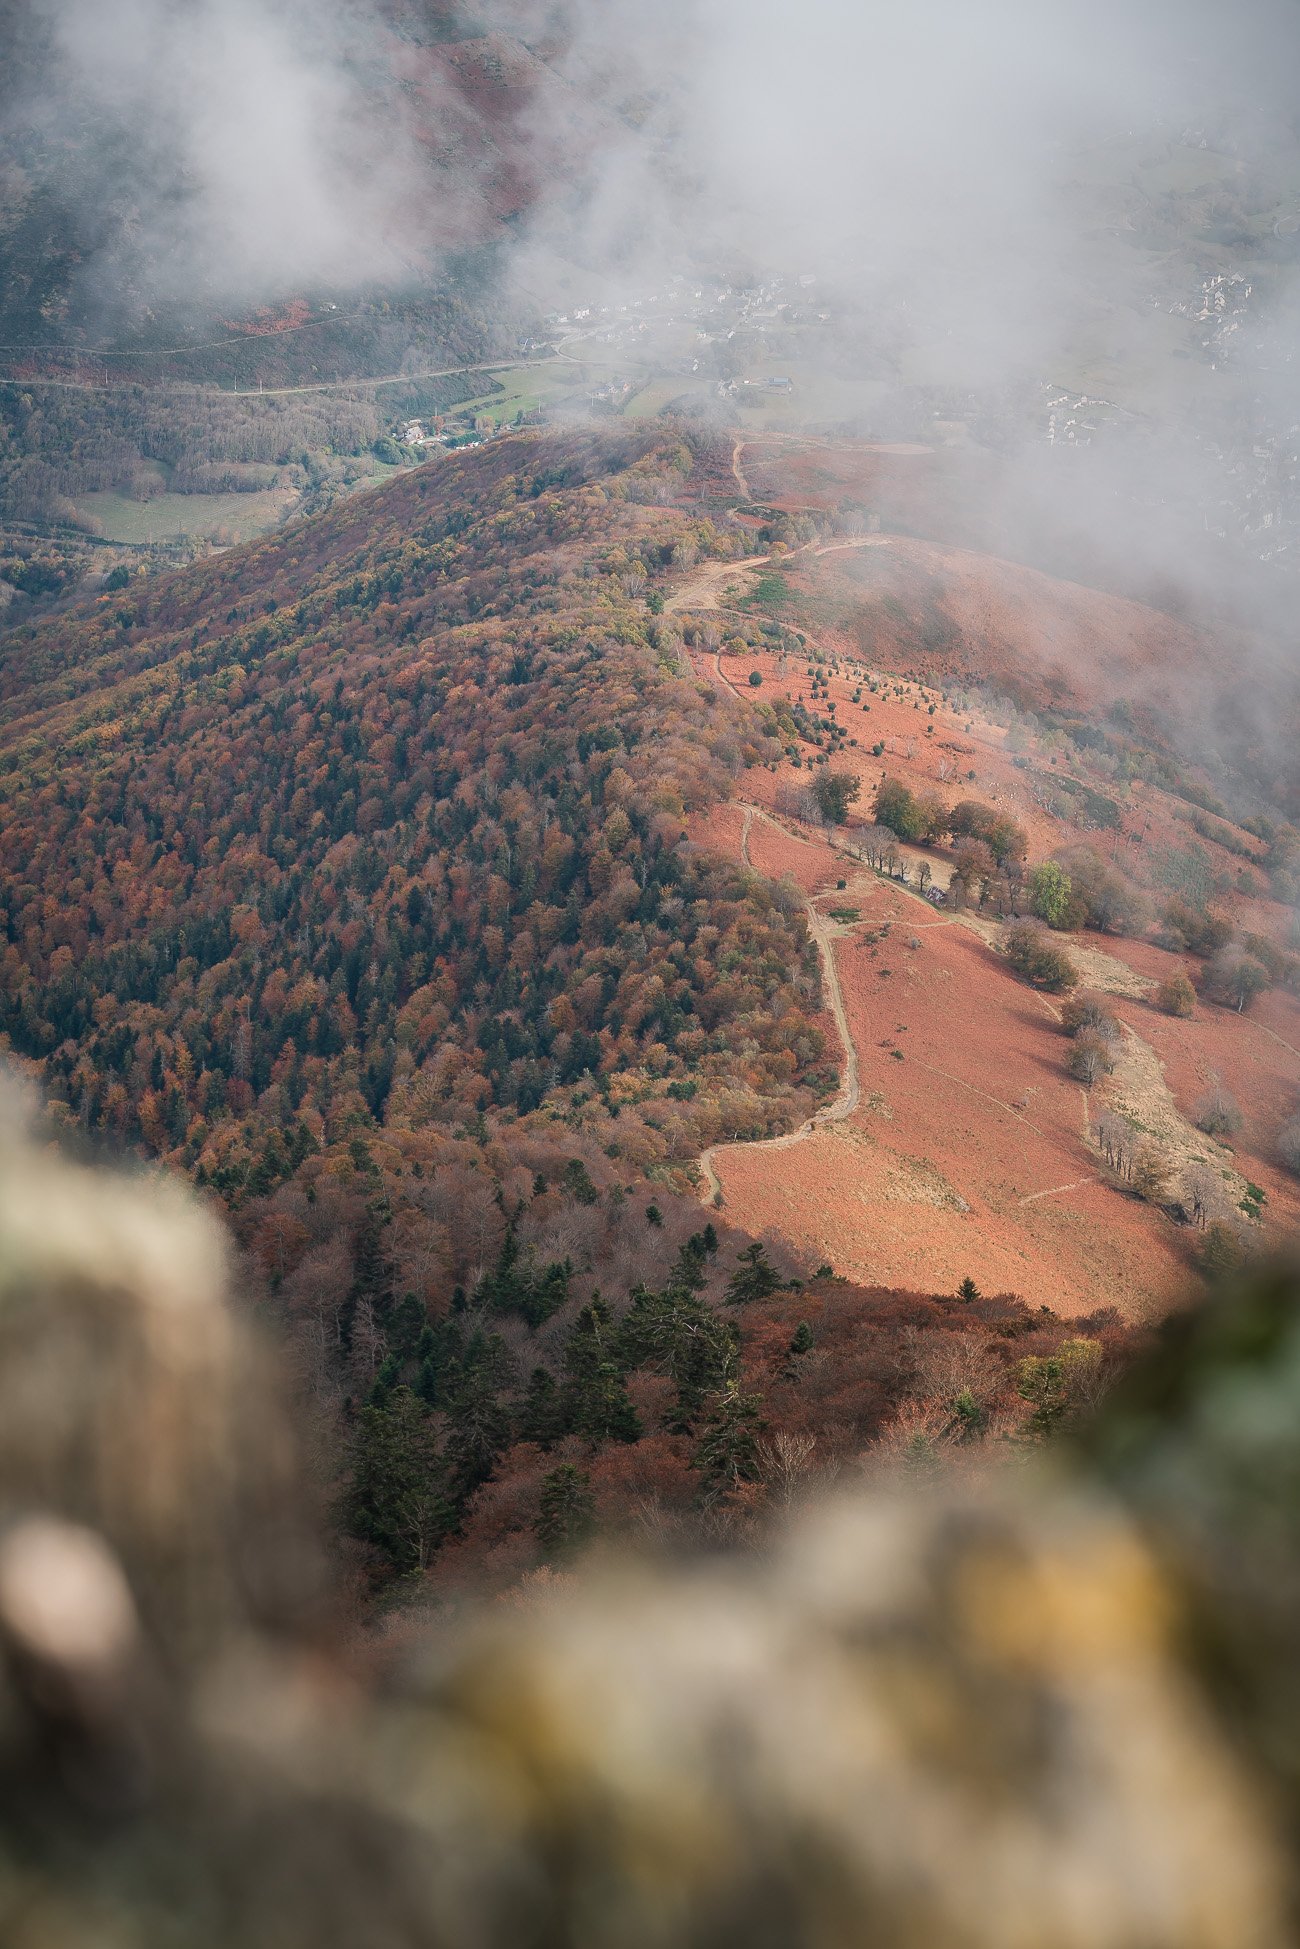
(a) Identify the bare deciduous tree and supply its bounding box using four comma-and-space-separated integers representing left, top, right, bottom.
1095, 1112, 1134, 1178
1183, 1162, 1227, 1230
757, 1429, 819, 1508
1195, 1080, 1243, 1140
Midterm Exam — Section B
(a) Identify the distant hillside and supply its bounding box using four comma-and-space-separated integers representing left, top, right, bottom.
0, 6, 619, 390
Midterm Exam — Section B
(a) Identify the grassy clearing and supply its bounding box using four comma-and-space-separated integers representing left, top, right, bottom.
624, 378, 709, 420
744, 569, 793, 612
1106, 1027, 1250, 1211
73, 487, 295, 545
736, 362, 890, 427
453, 363, 577, 428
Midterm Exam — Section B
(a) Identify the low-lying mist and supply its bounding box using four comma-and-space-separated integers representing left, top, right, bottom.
7, 0, 1300, 706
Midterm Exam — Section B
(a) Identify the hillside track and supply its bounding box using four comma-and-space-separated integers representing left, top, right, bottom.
665, 533, 892, 619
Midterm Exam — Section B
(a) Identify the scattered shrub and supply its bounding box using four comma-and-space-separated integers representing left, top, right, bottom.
1130, 1145, 1172, 1205
1156, 972, 1196, 1018
1004, 920, 1078, 993
1027, 861, 1073, 929
1069, 1032, 1116, 1086
1201, 1219, 1246, 1275
1201, 947, 1271, 1014
1060, 994, 1121, 1040
1194, 1083, 1243, 1140
1162, 896, 1233, 958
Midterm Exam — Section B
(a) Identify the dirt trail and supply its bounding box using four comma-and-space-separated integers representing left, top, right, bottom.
665, 534, 892, 617
1019, 1178, 1096, 1208
697, 804, 859, 1205
731, 438, 751, 498
1257, 1021, 1300, 1063
664, 553, 769, 617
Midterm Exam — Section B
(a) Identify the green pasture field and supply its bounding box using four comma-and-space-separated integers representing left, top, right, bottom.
72, 487, 296, 545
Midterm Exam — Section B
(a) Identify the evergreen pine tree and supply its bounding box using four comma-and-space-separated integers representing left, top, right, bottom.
616, 1283, 736, 1428
671, 1234, 709, 1293
725, 1242, 782, 1306
535, 1464, 596, 1558
413, 1318, 464, 1409
518, 1367, 569, 1448
480, 1222, 522, 1313
339, 1200, 396, 1351
519, 1255, 572, 1329
343, 1385, 447, 1579
693, 1377, 764, 1503
367, 1350, 402, 1406
564, 1297, 641, 1445
388, 1292, 428, 1358
562, 1158, 599, 1205
443, 1332, 515, 1504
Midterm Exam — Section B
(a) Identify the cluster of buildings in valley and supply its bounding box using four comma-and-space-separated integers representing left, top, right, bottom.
1195, 415, 1300, 567
1041, 386, 1134, 448
385, 254, 1300, 578
1168, 270, 1255, 363
400, 418, 485, 452
541, 271, 825, 370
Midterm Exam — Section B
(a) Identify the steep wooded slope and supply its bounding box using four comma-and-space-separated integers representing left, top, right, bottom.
0, 428, 834, 1166
0, 428, 852, 1586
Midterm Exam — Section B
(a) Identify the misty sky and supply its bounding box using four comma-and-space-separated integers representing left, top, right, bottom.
15, 0, 1300, 331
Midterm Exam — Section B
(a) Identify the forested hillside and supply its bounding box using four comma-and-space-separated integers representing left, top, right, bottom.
0, 371, 487, 534
1, 427, 830, 1154
0, 428, 831, 1585
0, 425, 1144, 1590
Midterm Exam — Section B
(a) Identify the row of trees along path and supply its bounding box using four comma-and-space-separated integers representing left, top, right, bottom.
696, 806, 860, 1204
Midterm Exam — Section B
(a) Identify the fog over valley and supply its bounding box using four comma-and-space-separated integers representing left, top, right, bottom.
6, 0, 1300, 633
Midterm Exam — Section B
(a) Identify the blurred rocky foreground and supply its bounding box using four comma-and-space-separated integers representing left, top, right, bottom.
0, 1104, 1298, 1949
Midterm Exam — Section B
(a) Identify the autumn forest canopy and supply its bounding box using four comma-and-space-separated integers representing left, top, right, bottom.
0, 423, 1158, 1588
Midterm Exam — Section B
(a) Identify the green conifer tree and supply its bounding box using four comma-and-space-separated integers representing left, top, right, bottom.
693, 1377, 764, 1503
564, 1297, 642, 1445
343, 1385, 447, 1578
518, 1367, 569, 1448
444, 1332, 514, 1503
725, 1242, 782, 1306
535, 1463, 596, 1558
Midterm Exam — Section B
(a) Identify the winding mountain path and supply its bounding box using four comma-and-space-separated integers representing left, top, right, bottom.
697, 804, 859, 1205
